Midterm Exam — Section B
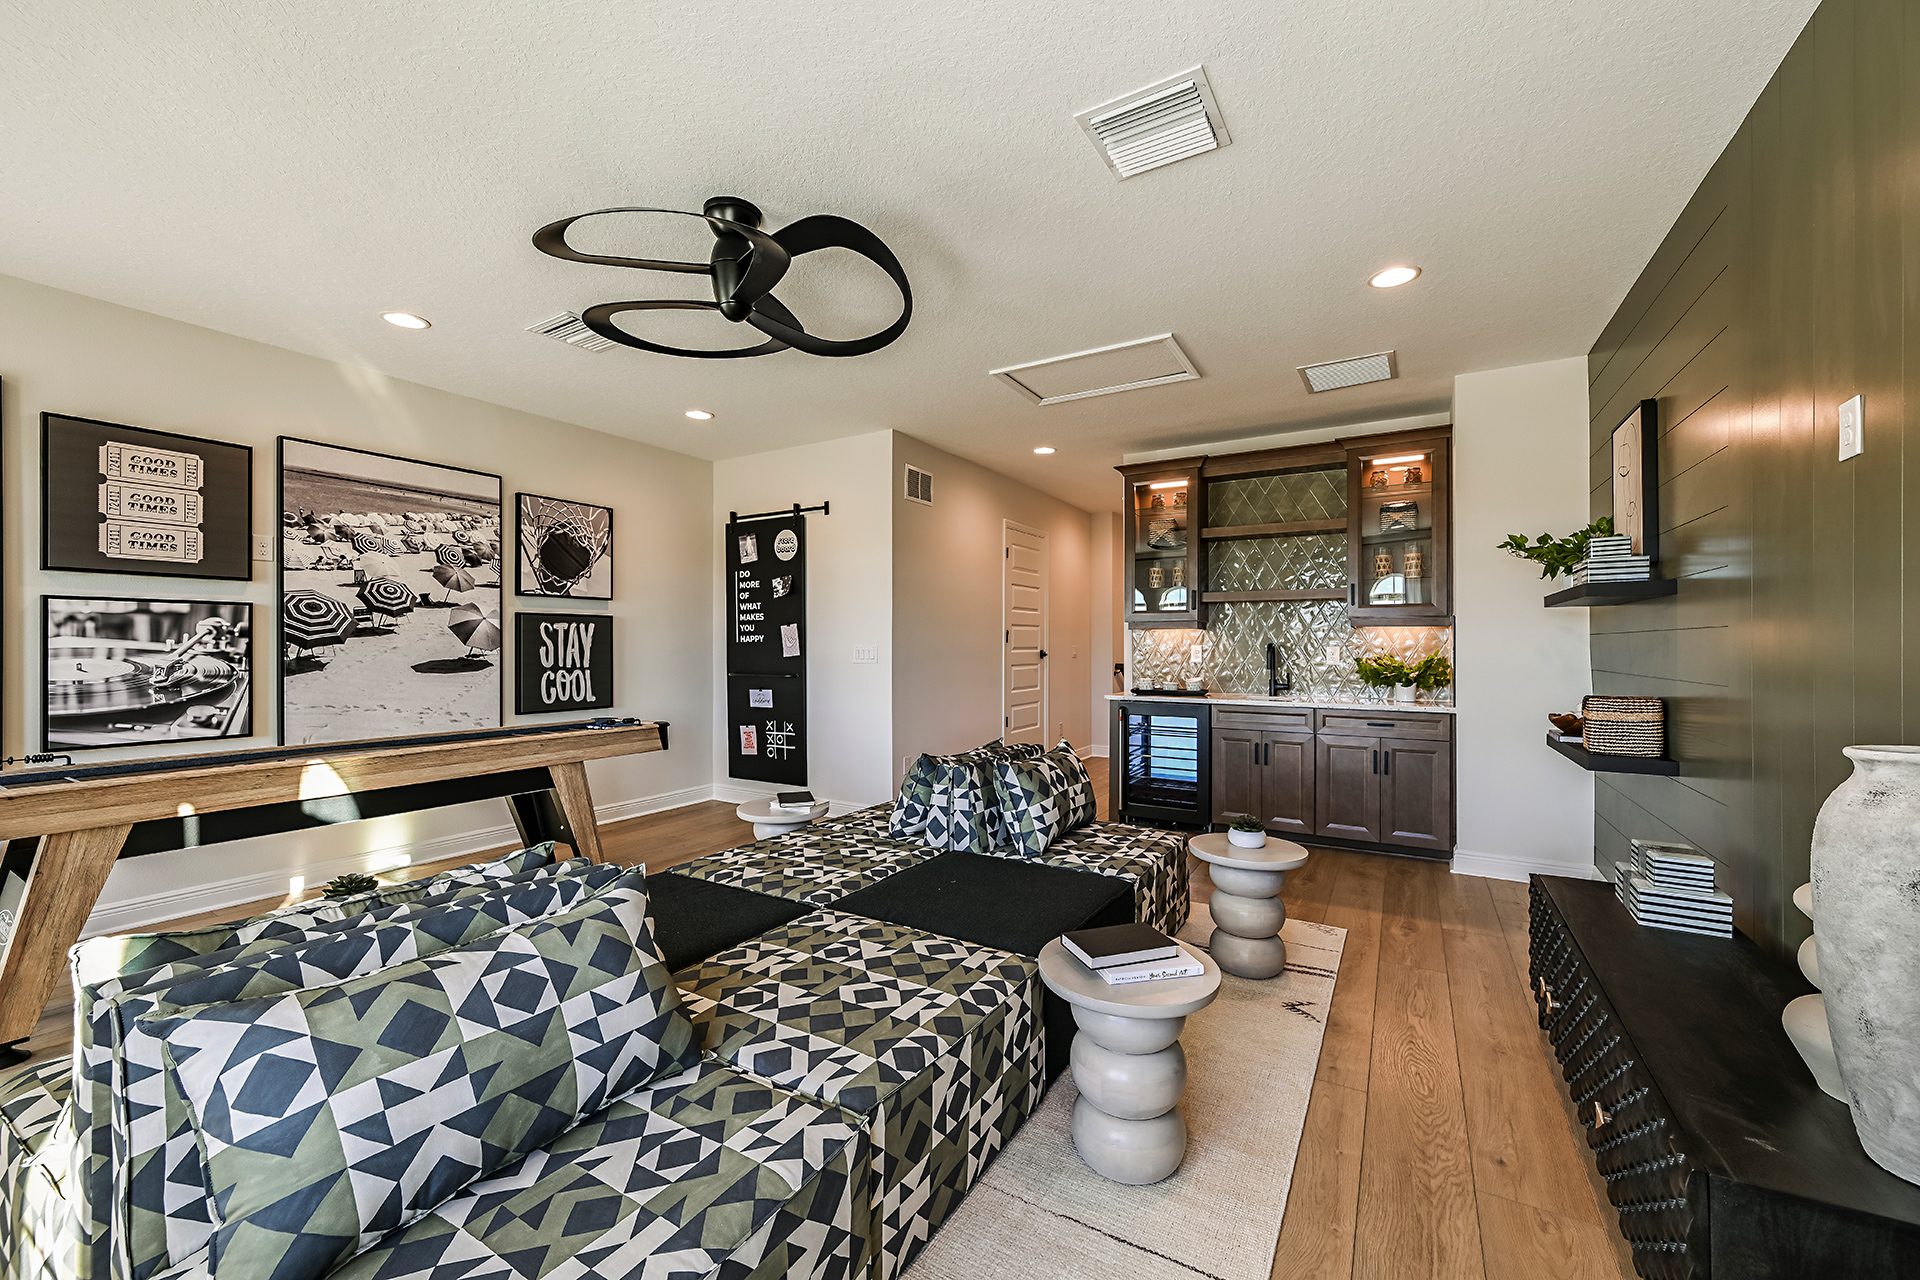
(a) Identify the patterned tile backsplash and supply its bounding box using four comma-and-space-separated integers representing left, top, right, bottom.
1129, 601, 1454, 703
1206, 470, 1347, 526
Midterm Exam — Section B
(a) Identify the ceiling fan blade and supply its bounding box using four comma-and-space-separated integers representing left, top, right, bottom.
763, 214, 913, 356
533, 206, 792, 296
581, 298, 787, 359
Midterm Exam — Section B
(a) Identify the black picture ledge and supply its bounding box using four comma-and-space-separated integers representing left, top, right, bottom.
1547, 732, 1678, 776
1543, 578, 1678, 608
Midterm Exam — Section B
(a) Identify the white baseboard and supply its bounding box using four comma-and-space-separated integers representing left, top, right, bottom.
1450, 848, 1604, 884
1083, 744, 1109, 759
84, 782, 724, 938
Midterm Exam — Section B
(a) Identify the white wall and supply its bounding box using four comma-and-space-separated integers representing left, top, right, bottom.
891, 434, 1093, 771
0, 273, 716, 930
1451, 357, 1595, 879
713, 432, 894, 809
1088, 511, 1122, 754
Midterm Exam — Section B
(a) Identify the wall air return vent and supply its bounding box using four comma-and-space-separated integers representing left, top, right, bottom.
904, 464, 934, 505
526, 311, 615, 353
1076, 66, 1230, 180
1298, 351, 1398, 394
991, 333, 1199, 406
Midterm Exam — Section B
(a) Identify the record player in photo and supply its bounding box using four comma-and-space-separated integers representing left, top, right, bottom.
43, 596, 254, 751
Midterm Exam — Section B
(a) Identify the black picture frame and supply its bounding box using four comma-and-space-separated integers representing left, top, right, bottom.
277, 437, 504, 746
514, 492, 614, 600
1610, 398, 1661, 566
513, 612, 614, 714
41, 412, 254, 580
43, 594, 255, 752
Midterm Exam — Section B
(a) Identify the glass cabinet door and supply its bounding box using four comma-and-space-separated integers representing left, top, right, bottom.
1124, 465, 1201, 625
1348, 440, 1450, 622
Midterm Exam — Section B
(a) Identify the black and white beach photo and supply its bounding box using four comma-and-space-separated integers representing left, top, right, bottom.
44, 596, 253, 750
279, 439, 503, 744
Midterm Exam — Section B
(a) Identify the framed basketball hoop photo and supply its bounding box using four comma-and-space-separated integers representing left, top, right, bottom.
515, 493, 613, 600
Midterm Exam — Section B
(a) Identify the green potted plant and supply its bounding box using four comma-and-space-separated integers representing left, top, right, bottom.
1497, 516, 1614, 580
1227, 814, 1268, 849
1410, 653, 1453, 696
322, 871, 379, 900
1355, 653, 1413, 701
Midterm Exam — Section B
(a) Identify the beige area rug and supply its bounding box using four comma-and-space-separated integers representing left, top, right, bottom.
911, 906, 1346, 1280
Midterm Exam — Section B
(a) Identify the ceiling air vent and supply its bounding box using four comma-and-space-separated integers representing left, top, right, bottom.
904, 464, 934, 506
991, 334, 1199, 406
1298, 351, 1398, 394
526, 311, 615, 353
1076, 66, 1231, 180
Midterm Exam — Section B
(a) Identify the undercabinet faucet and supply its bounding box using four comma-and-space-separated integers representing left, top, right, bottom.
1266, 642, 1291, 696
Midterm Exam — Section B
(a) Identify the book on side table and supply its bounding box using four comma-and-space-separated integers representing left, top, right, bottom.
1062, 923, 1204, 985
771, 790, 817, 813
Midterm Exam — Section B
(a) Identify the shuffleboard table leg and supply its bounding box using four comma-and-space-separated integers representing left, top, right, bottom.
0, 825, 133, 1051
547, 762, 605, 863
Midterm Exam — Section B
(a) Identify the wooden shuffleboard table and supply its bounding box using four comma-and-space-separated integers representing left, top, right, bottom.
0, 718, 668, 1063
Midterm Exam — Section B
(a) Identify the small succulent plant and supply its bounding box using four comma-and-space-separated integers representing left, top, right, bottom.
322, 871, 380, 900
1228, 814, 1265, 834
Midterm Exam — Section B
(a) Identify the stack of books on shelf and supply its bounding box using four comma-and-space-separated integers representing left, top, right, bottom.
1612, 838, 1732, 937
1572, 534, 1652, 585
770, 790, 818, 814
1062, 923, 1203, 985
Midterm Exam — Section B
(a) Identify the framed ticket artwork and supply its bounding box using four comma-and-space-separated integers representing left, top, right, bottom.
42, 413, 253, 580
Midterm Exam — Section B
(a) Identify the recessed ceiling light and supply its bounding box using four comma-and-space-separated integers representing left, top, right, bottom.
1368, 265, 1422, 289
381, 311, 431, 330
1033, 446, 1056, 455
684, 409, 714, 421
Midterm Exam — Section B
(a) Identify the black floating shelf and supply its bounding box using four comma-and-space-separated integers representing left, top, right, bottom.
1544, 578, 1677, 608
1547, 732, 1678, 776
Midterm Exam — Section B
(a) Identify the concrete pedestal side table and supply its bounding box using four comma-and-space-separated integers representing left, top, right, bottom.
1187, 832, 1309, 979
1037, 939, 1221, 1184
735, 798, 829, 840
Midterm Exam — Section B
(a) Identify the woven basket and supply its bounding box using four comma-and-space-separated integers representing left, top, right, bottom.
1582, 695, 1666, 758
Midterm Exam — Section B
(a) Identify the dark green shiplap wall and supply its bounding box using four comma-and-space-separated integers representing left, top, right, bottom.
1586, 0, 1917, 961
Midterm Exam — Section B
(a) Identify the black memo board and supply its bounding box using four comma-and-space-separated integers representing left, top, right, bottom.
725, 508, 813, 785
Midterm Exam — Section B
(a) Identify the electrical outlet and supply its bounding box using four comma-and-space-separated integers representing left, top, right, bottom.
1839, 395, 1864, 460
853, 645, 878, 664
252, 534, 273, 562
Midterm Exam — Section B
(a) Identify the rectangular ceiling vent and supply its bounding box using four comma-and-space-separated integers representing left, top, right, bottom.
526, 311, 615, 353
991, 333, 1199, 406
1298, 351, 1398, 394
904, 464, 934, 506
1076, 66, 1231, 180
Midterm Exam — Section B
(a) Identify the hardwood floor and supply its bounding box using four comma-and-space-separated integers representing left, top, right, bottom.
17, 757, 1633, 1279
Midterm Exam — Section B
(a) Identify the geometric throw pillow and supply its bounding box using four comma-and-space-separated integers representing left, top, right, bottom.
66, 842, 568, 1280
108, 862, 628, 1280
992, 742, 1097, 858
920, 739, 1047, 853
143, 868, 697, 1280
888, 753, 940, 838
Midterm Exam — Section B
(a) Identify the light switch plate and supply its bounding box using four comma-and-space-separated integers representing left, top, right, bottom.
1839, 394, 1864, 460
853, 645, 878, 664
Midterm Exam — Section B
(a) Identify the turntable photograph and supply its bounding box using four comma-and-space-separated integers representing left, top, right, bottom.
44, 597, 253, 750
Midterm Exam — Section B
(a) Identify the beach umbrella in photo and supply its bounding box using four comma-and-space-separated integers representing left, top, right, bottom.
351, 531, 397, 556
432, 562, 477, 601
357, 576, 416, 624
284, 589, 355, 650
436, 544, 468, 569
281, 542, 318, 570
446, 604, 502, 656
402, 534, 429, 553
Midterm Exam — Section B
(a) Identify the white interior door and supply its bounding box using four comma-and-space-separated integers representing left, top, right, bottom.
1003, 522, 1049, 746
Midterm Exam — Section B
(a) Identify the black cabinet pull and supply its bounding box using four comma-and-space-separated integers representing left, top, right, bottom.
1348, 582, 1358, 606
1366, 721, 1395, 728
1383, 750, 1391, 775
1371, 748, 1379, 773
1263, 741, 1271, 766
1252, 741, 1259, 766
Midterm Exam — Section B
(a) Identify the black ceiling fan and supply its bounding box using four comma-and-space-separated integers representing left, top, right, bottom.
531, 196, 912, 359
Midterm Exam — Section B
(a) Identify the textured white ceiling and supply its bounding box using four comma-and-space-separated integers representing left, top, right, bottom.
0, 1, 1816, 512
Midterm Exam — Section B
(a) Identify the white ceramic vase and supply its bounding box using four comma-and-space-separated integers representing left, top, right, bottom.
1392, 684, 1417, 704
1811, 745, 1920, 1184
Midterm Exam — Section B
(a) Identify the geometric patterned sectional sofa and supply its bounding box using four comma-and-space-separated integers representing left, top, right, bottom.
1, 803, 1188, 1280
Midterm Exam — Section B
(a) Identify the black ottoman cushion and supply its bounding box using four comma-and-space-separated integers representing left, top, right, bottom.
644, 870, 810, 971
835, 852, 1133, 1080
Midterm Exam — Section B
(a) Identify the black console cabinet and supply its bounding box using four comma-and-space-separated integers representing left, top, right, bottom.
1529, 876, 1920, 1278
